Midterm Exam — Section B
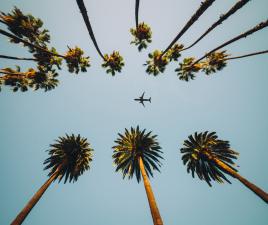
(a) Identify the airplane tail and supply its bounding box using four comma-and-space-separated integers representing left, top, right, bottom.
149, 97, 151, 103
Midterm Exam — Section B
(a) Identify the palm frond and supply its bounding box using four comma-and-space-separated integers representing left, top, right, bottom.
44, 134, 93, 183
112, 126, 163, 182
180, 131, 239, 186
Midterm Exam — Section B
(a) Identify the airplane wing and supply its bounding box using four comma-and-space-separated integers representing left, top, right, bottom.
141, 92, 145, 99
141, 101, 145, 107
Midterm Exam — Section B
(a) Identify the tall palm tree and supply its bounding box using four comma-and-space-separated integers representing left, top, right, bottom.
112, 126, 164, 225
0, 66, 59, 92
161, 0, 215, 56
177, 19, 268, 81
130, 0, 152, 51
1, 7, 90, 75
202, 49, 268, 75
181, 0, 250, 52
192, 19, 268, 66
76, 0, 124, 75
144, 0, 215, 75
0, 29, 90, 74
11, 134, 93, 225
180, 131, 268, 204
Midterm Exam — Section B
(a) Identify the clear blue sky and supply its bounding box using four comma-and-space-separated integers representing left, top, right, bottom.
0, 0, 268, 224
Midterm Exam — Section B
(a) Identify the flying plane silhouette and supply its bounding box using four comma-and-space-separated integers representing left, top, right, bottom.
134, 92, 151, 107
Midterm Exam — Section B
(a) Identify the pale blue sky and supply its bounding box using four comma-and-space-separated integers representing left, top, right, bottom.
0, 0, 268, 225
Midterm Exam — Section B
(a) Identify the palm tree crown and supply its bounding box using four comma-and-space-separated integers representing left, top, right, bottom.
180, 131, 239, 186
130, 22, 152, 51
112, 126, 163, 182
44, 134, 93, 183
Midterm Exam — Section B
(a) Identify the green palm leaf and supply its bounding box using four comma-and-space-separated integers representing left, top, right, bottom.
44, 134, 93, 183
112, 126, 163, 182
180, 131, 239, 186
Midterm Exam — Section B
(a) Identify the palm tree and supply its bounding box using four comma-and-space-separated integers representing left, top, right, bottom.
0, 66, 59, 92
0, 6, 50, 47
192, 19, 268, 66
0, 7, 90, 76
161, 0, 215, 56
130, 0, 152, 51
76, 0, 124, 75
144, 0, 215, 75
11, 134, 94, 225
112, 126, 164, 225
0, 28, 90, 74
180, 131, 268, 204
181, 0, 250, 52
176, 19, 268, 81
202, 49, 268, 75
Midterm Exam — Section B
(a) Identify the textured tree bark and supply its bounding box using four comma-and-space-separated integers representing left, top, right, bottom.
214, 158, 268, 204
10, 168, 61, 225
139, 157, 163, 225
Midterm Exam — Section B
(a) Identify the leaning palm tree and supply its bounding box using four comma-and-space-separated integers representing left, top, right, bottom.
177, 19, 268, 81
181, 0, 250, 52
161, 0, 216, 56
193, 19, 268, 65
0, 66, 59, 92
0, 7, 90, 73
11, 134, 93, 225
130, 0, 152, 51
202, 49, 268, 75
144, 0, 215, 75
76, 0, 124, 75
180, 131, 268, 204
112, 126, 164, 225
0, 29, 90, 74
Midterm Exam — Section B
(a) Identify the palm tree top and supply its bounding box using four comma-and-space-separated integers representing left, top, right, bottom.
44, 134, 93, 183
0, 6, 50, 46
180, 131, 239, 186
112, 126, 163, 182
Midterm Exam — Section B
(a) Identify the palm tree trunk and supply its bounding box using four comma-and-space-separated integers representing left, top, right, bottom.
182, 0, 250, 52
161, 0, 215, 56
213, 158, 268, 204
76, 0, 105, 60
10, 167, 62, 225
0, 29, 65, 59
135, 0, 140, 29
225, 50, 268, 61
139, 157, 163, 225
192, 19, 268, 65
0, 55, 36, 61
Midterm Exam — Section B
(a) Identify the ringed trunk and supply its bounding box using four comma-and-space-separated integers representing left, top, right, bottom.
139, 157, 163, 225
11, 167, 61, 225
213, 158, 268, 204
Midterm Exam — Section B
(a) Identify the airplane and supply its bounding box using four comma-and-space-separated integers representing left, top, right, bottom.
134, 92, 151, 107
